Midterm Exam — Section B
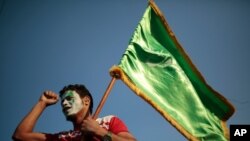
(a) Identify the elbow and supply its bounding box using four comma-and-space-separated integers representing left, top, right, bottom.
12, 131, 25, 141
12, 134, 21, 141
12, 135, 20, 141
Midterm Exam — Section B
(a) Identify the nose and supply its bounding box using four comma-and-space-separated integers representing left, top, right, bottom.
61, 99, 69, 107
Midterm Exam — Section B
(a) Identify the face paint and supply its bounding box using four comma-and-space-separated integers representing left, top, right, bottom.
61, 90, 83, 117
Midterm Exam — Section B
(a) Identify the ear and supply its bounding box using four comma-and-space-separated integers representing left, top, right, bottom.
82, 96, 90, 106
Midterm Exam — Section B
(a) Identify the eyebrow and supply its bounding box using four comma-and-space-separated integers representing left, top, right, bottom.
61, 91, 74, 99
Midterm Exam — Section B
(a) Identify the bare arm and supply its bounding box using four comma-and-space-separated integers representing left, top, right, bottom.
12, 91, 59, 141
99, 130, 137, 141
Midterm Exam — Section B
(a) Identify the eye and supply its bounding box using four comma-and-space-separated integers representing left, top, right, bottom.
67, 97, 74, 101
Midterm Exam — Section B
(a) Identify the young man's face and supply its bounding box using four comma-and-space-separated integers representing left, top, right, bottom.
61, 90, 83, 117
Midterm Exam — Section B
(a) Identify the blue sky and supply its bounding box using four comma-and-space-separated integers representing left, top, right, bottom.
1, 0, 250, 141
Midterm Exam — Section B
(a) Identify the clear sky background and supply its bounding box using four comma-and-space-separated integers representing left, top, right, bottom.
1, 0, 250, 141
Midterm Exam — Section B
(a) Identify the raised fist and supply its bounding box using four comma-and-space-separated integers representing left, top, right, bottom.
40, 91, 59, 106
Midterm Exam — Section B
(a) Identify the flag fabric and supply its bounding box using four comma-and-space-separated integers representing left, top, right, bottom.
110, 1, 235, 141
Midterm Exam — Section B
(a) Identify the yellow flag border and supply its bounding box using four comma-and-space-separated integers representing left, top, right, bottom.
109, 1, 234, 140
110, 66, 200, 140
148, 0, 235, 121
110, 66, 229, 140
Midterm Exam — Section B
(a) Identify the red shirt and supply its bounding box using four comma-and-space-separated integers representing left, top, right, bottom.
45, 115, 128, 141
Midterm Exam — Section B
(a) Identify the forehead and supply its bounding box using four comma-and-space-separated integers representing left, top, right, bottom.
61, 90, 79, 100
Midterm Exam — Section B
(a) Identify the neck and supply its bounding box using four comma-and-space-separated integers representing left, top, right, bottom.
72, 109, 91, 130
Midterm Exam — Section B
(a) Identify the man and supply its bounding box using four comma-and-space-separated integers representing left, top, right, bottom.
13, 84, 137, 141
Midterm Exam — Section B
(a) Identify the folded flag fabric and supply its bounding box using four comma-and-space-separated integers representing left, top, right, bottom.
110, 1, 235, 140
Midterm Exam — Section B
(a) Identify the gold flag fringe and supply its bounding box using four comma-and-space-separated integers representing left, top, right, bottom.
110, 66, 230, 140
110, 66, 199, 141
108, 1, 233, 140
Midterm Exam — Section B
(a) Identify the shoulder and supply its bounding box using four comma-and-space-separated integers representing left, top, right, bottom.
96, 115, 116, 123
96, 115, 125, 126
96, 115, 129, 134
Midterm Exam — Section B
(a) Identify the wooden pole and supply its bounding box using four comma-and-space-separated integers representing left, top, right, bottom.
93, 77, 116, 119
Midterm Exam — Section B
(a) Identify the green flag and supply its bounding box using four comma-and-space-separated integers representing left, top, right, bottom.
110, 1, 235, 141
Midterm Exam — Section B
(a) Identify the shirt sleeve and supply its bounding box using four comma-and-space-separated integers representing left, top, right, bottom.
44, 130, 82, 141
109, 116, 129, 134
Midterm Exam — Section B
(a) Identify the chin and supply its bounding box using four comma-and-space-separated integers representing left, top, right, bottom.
65, 114, 77, 121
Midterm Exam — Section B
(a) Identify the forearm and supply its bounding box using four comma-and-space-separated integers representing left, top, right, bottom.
13, 100, 47, 139
95, 128, 137, 141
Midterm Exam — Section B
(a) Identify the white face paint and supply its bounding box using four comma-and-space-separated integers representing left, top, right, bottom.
61, 90, 83, 117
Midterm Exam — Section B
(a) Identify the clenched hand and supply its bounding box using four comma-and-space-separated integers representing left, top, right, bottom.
40, 91, 59, 106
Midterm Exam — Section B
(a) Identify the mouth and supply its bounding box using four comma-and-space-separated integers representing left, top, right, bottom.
63, 107, 71, 112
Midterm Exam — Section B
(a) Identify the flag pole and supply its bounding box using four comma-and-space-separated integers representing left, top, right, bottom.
93, 77, 117, 119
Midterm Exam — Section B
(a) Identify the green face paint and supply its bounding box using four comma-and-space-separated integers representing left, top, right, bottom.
61, 90, 83, 117
61, 90, 75, 105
